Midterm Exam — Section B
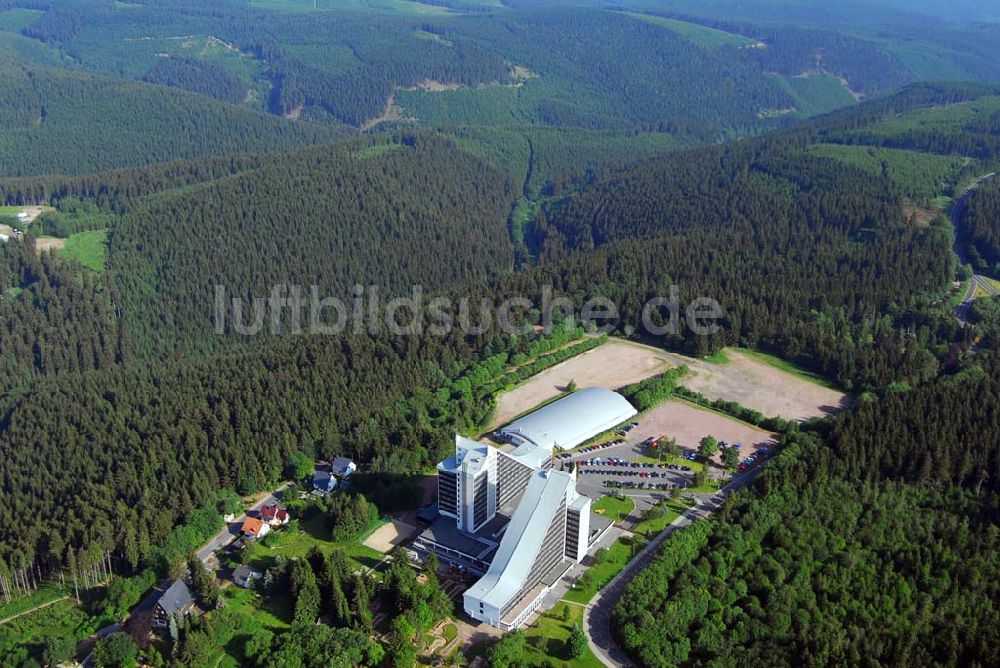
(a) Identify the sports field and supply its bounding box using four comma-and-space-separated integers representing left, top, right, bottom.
489, 340, 673, 428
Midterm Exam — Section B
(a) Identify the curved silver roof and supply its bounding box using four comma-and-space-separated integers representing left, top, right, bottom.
499, 387, 637, 451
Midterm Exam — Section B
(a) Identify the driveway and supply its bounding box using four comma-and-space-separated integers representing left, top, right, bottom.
196, 483, 290, 564
583, 467, 764, 667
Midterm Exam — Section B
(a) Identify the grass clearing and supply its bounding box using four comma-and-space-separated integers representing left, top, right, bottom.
521, 602, 604, 668
632, 499, 689, 537
774, 74, 858, 117
61, 229, 108, 272
353, 143, 403, 160
621, 12, 751, 49
243, 512, 384, 574
0, 598, 102, 662
220, 585, 290, 631
0, 8, 43, 32
806, 144, 971, 201
0, 583, 69, 622
592, 495, 634, 522
562, 539, 634, 605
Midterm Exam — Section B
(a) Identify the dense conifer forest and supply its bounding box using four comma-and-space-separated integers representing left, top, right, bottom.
0, 2, 998, 664
958, 179, 1000, 276
612, 352, 1000, 665
0, 62, 342, 177
0, 83, 987, 574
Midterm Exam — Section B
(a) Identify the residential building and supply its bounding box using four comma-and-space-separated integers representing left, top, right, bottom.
232, 564, 262, 589
260, 504, 290, 526
313, 470, 337, 494
152, 579, 195, 629
241, 517, 270, 541
331, 457, 357, 478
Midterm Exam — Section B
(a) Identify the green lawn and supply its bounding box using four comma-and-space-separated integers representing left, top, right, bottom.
634, 452, 706, 473
562, 539, 634, 605
632, 499, 689, 537
592, 494, 634, 523
521, 602, 604, 668
243, 513, 383, 574
61, 229, 108, 272
220, 585, 290, 631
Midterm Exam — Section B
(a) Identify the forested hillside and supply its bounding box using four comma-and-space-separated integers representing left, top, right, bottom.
513, 140, 953, 389
958, 178, 1000, 276
11, 0, 994, 141
1, 12, 1000, 666
0, 61, 341, 176
612, 352, 1000, 666
0, 236, 127, 399
106, 135, 515, 358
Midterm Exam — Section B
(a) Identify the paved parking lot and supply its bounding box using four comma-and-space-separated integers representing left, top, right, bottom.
572, 458, 694, 500
556, 399, 778, 502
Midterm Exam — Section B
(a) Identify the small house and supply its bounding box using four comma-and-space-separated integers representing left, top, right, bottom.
331, 457, 358, 478
241, 517, 270, 541
15, 212, 30, 223
152, 579, 195, 629
313, 471, 337, 494
232, 564, 262, 589
260, 504, 290, 526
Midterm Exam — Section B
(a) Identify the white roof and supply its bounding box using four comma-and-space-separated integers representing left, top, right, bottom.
439, 434, 491, 476
502, 441, 551, 470
499, 387, 637, 451
464, 469, 572, 610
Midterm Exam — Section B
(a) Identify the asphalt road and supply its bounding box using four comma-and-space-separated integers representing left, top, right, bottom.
952, 173, 997, 326
196, 483, 289, 564
583, 466, 764, 667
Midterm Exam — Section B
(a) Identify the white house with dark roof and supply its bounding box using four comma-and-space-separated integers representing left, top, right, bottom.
313, 470, 337, 494
331, 456, 357, 478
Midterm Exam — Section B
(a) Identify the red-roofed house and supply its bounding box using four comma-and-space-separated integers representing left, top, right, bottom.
260, 504, 290, 526
241, 517, 270, 541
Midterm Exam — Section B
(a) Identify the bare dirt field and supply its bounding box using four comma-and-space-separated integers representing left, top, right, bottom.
666, 348, 850, 421
488, 340, 674, 429
634, 399, 777, 466
33, 237, 66, 252
363, 519, 419, 554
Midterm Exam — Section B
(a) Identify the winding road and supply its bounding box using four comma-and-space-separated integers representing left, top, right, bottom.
583, 467, 765, 667
952, 173, 997, 325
